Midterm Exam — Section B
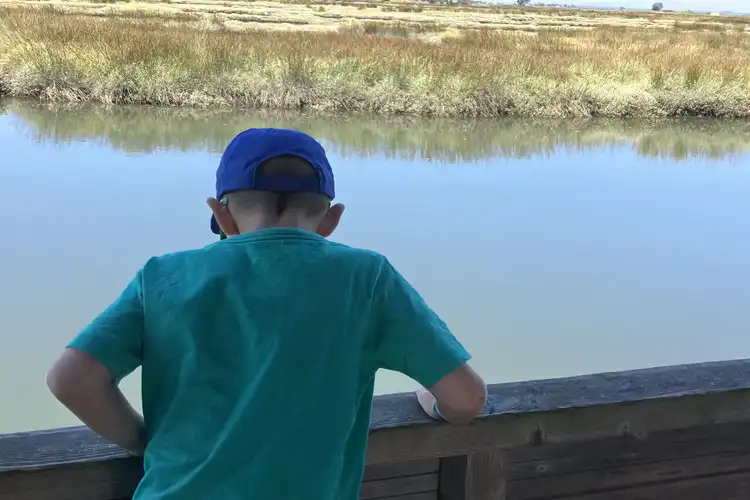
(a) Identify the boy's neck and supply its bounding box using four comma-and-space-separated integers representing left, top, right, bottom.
236, 213, 320, 235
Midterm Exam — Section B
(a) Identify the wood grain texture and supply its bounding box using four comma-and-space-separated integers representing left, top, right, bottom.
380, 494, 436, 500
550, 470, 750, 500
465, 450, 506, 500
360, 473, 438, 499
364, 460, 439, 482
439, 451, 506, 500
0, 458, 141, 500
506, 420, 750, 499
510, 451, 750, 499
361, 460, 440, 500
367, 389, 750, 464
508, 420, 750, 480
369, 358, 750, 431
0, 427, 131, 472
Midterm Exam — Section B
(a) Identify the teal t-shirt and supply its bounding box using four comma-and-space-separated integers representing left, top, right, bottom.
68, 228, 471, 500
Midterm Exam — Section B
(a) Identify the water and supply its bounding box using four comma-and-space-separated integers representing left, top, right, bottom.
1, 100, 749, 434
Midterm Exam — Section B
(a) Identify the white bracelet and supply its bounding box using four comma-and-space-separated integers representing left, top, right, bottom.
432, 401, 445, 421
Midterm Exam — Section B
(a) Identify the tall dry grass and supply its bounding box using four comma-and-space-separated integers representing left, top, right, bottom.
1, 6, 749, 117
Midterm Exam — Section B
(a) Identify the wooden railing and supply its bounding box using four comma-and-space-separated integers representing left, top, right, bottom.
2, 359, 750, 499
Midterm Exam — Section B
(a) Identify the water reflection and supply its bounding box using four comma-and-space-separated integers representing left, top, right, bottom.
5, 100, 750, 162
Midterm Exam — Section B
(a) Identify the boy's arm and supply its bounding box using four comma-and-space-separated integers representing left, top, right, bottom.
47, 272, 146, 455
372, 259, 487, 425
47, 349, 146, 455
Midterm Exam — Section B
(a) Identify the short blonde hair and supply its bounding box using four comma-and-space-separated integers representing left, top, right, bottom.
224, 156, 331, 216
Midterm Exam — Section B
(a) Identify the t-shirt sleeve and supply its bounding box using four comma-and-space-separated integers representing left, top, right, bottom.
67, 271, 145, 382
372, 258, 471, 388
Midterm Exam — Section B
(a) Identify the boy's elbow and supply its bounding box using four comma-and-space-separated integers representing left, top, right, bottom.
47, 363, 85, 404
469, 384, 489, 416
47, 349, 110, 404
449, 388, 487, 423
47, 367, 74, 403
437, 382, 488, 425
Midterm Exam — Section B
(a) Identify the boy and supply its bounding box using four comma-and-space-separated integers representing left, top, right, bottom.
47, 128, 487, 500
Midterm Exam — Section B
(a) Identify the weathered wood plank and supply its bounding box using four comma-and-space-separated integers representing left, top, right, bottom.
0, 458, 141, 500
509, 449, 750, 499
542, 470, 750, 500
508, 420, 750, 481
439, 451, 506, 500
367, 389, 750, 464
364, 460, 439, 482
0, 460, 440, 500
466, 450, 506, 500
360, 473, 438, 499
0, 427, 130, 472
379, 494, 436, 500
369, 359, 750, 432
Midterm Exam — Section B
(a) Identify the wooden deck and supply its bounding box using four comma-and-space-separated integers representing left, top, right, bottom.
2, 359, 750, 499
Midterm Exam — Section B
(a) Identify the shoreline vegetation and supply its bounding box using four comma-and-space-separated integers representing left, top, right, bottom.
1, 3, 750, 118
5, 100, 750, 161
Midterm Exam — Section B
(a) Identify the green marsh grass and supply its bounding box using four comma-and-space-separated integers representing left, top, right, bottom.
1, 5, 749, 117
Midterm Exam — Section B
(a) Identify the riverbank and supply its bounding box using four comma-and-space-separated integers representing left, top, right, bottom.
1, 5, 750, 117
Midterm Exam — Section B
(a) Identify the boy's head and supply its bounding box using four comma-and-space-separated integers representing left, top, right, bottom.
208, 128, 344, 238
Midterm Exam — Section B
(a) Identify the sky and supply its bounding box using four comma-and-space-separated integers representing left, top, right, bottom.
496, 0, 747, 12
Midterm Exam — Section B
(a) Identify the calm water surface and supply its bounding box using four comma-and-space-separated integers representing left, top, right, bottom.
2, 101, 749, 433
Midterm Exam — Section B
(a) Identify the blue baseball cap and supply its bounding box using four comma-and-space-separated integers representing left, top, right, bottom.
210, 128, 335, 235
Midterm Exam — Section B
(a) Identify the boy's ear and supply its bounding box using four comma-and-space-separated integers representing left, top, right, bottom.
206, 197, 239, 237
317, 203, 345, 238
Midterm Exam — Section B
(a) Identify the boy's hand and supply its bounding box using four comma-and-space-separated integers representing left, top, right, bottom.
415, 387, 442, 421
